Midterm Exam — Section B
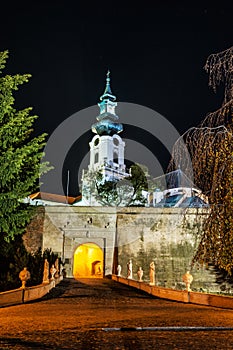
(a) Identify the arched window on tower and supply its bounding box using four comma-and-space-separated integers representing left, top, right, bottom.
94, 153, 99, 164
113, 151, 118, 164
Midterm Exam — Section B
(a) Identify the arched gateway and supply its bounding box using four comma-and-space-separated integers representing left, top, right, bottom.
73, 243, 103, 278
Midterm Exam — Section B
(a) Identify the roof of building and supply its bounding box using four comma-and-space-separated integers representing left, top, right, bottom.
154, 168, 199, 191
29, 192, 82, 205
154, 194, 208, 208
152, 168, 209, 208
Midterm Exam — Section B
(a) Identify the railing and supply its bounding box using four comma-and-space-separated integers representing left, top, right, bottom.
111, 275, 233, 310
0, 276, 63, 308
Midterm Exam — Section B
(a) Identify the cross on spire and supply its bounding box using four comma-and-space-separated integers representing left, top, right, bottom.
100, 70, 116, 101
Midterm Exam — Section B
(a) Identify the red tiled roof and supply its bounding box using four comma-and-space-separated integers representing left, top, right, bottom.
29, 192, 82, 204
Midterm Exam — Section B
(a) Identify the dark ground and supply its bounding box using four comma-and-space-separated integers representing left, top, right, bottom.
1, 278, 233, 349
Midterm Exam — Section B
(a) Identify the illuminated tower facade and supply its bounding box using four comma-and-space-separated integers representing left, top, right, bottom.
81, 71, 129, 204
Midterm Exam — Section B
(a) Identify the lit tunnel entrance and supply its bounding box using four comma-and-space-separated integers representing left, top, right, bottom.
73, 243, 103, 279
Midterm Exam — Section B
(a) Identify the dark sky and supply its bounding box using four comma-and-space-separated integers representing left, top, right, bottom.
1, 1, 232, 195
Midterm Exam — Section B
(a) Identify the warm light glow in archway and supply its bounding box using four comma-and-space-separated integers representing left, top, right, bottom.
73, 243, 103, 278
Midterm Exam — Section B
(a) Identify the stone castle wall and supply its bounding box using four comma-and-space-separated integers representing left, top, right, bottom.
24, 206, 220, 292
116, 207, 218, 291
23, 207, 44, 253
27, 206, 117, 277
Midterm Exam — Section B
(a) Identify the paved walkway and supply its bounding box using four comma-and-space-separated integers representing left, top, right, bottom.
0, 278, 233, 349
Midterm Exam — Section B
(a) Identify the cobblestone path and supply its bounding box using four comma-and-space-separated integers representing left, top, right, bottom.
0, 278, 233, 349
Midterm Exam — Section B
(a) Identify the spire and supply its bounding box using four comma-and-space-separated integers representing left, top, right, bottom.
100, 70, 116, 101
91, 70, 123, 136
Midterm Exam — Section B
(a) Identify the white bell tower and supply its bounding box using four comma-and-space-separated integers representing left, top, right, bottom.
88, 134, 127, 180
81, 71, 129, 203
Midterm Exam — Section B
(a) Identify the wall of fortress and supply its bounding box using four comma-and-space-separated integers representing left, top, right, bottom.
24, 206, 221, 292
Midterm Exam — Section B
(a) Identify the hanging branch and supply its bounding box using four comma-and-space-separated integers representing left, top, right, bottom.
168, 46, 233, 273
204, 46, 233, 105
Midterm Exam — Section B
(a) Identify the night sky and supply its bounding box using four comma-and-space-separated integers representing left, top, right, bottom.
1, 1, 232, 195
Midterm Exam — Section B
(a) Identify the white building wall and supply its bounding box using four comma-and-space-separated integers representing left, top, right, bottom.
99, 136, 113, 165
89, 134, 127, 173
112, 135, 125, 167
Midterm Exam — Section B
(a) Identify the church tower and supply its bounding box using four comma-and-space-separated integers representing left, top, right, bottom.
81, 71, 129, 204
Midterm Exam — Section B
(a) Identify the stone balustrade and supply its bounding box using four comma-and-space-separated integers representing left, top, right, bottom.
111, 274, 233, 309
0, 275, 63, 308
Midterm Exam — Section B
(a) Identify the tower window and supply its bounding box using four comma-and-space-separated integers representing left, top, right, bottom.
113, 152, 118, 163
113, 137, 119, 146
94, 153, 99, 163
94, 138, 99, 146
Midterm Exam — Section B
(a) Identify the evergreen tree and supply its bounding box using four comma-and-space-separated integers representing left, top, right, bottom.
0, 50, 50, 240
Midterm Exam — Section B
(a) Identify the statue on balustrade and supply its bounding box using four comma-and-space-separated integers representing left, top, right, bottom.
42, 258, 49, 284
182, 271, 193, 291
50, 264, 57, 280
149, 261, 155, 286
127, 259, 133, 279
19, 267, 31, 289
137, 266, 143, 282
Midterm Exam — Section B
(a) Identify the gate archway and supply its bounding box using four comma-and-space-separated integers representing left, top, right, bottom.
73, 243, 103, 279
